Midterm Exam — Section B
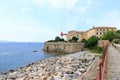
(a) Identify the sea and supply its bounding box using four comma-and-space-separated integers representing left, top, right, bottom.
0, 42, 59, 73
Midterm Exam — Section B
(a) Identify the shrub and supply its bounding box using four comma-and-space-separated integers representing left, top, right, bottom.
68, 36, 79, 42
85, 36, 99, 49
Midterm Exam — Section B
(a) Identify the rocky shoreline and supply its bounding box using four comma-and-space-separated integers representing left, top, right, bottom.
0, 51, 95, 80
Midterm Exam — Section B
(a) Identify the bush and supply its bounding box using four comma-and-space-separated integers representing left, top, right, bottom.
102, 31, 115, 42
68, 36, 79, 42
85, 36, 99, 48
90, 47, 104, 54
47, 36, 65, 42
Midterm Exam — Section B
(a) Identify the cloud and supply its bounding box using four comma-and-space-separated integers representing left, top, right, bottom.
21, 7, 31, 15
0, 18, 59, 42
87, 0, 92, 5
97, 11, 120, 28
31, 0, 46, 6
31, 0, 92, 11
48, 0, 79, 10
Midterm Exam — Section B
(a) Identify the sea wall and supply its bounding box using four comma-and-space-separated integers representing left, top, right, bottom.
44, 42, 84, 54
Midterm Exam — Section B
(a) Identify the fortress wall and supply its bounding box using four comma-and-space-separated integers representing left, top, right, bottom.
44, 42, 84, 54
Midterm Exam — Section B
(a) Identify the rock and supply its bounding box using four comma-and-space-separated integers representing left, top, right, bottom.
56, 72, 63, 77
54, 76, 62, 80
32, 50, 38, 52
40, 76, 48, 80
44, 72, 50, 77
73, 71, 82, 79
63, 74, 72, 80
64, 69, 74, 74
55, 66, 62, 72
16, 77, 25, 80
78, 68, 86, 73
0, 75, 7, 80
40, 64, 44, 68
7, 72, 18, 79
47, 76, 54, 80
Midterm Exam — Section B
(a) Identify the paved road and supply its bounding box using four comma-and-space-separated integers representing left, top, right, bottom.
105, 45, 120, 80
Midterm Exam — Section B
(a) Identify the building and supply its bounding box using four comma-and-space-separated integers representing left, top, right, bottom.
67, 30, 86, 42
66, 26, 116, 41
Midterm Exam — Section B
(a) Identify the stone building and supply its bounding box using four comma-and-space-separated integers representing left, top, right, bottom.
66, 26, 116, 41
67, 31, 86, 42
86, 27, 116, 39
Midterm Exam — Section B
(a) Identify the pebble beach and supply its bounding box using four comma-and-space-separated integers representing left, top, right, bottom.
0, 51, 95, 80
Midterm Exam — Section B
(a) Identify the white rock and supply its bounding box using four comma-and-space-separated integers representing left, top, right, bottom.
0, 75, 7, 80
63, 74, 72, 80
78, 68, 86, 73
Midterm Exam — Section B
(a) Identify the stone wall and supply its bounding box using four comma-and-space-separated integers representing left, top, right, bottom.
44, 42, 84, 54
97, 40, 110, 48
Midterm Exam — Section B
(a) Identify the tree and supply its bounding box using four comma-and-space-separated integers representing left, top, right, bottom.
116, 30, 120, 33
55, 36, 61, 42
72, 36, 79, 42
55, 36, 65, 42
112, 30, 120, 43
68, 36, 79, 42
85, 36, 99, 48
102, 31, 115, 42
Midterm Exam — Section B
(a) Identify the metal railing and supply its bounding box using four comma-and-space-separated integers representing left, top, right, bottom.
96, 45, 108, 80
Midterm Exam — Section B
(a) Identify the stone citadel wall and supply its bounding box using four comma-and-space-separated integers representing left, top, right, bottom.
44, 42, 84, 54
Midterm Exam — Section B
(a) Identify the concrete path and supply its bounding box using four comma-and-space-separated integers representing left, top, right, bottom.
105, 45, 120, 80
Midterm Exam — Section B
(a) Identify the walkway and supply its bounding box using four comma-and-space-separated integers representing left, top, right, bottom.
105, 45, 120, 80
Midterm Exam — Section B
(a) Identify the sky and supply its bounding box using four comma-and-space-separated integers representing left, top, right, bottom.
0, 0, 120, 42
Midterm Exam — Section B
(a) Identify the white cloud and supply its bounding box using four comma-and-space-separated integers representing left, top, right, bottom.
88, 11, 120, 29
21, 7, 31, 15
48, 0, 79, 10
0, 18, 59, 42
87, 0, 92, 5
31, 0, 46, 6
31, 0, 92, 11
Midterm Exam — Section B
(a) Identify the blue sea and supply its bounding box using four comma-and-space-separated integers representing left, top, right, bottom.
0, 42, 58, 73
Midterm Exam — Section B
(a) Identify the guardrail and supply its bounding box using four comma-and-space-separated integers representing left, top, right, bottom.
96, 45, 108, 80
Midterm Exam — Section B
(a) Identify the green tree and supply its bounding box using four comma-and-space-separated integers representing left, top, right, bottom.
68, 36, 79, 42
55, 36, 65, 42
72, 36, 79, 42
102, 31, 115, 42
85, 36, 99, 48
112, 30, 120, 43
116, 30, 120, 33
55, 36, 61, 42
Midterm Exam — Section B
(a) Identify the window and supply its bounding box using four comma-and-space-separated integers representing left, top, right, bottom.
96, 32, 98, 35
